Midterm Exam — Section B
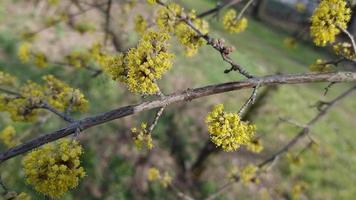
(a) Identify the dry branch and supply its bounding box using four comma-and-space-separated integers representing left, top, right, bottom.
0, 72, 355, 163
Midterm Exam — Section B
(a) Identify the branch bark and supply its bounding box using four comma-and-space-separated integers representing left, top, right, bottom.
0, 72, 355, 163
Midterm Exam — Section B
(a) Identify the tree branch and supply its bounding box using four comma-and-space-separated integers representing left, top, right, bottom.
0, 72, 355, 163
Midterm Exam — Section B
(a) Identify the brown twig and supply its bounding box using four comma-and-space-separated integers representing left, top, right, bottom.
0, 88, 75, 123
0, 72, 355, 163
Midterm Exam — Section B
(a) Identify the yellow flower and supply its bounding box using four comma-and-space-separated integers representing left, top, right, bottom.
223, 9, 248, 33
156, 3, 183, 33
22, 139, 85, 199
0, 71, 17, 86
0, 73, 88, 122
161, 172, 172, 188
102, 31, 173, 94
147, 167, 160, 181
246, 138, 263, 153
125, 30, 173, 94
0, 125, 18, 148
309, 59, 333, 72
310, 0, 351, 46
295, 2, 306, 13
205, 104, 256, 152
291, 181, 308, 200
134, 15, 148, 35
65, 50, 91, 68
33, 52, 48, 68
17, 43, 31, 63
147, 167, 172, 187
333, 42, 356, 60
43, 75, 88, 112
175, 18, 209, 56
240, 164, 259, 184
131, 122, 154, 150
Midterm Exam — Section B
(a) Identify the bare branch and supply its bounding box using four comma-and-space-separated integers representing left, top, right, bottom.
0, 72, 355, 163
236, 0, 255, 20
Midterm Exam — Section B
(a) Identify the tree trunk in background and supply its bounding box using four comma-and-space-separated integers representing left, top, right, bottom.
251, 0, 266, 20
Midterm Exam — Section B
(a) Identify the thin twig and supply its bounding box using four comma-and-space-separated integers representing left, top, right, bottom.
0, 72, 355, 163
236, 0, 254, 20
0, 87, 21, 97
238, 85, 259, 115
38, 102, 75, 123
0, 87, 75, 123
338, 26, 356, 55
148, 106, 166, 133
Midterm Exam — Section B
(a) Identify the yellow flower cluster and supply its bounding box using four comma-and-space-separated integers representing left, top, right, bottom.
147, 167, 172, 188
22, 139, 85, 199
17, 43, 31, 63
240, 164, 259, 184
223, 9, 248, 33
65, 50, 91, 68
17, 43, 48, 68
333, 42, 356, 60
0, 125, 18, 148
0, 71, 17, 86
246, 138, 263, 153
310, 0, 351, 46
0, 83, 41, 121
205, 104, 256, 152
131, 123, 154, 150
43, 75, 88, 112
134, 15, 148, 35
295, 2, 306, 13
309, 59, 333, 72
156, 3, 183, 33
175, 18, 209, 56
291, 181, 308, 200
156, 3, 209, 56
102, 31, 173, 94
0, 74, 88, 122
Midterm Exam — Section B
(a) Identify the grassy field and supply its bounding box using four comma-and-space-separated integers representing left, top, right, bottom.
0, 0, 356, 199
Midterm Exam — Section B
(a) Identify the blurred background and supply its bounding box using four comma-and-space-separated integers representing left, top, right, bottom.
0, 0, 356, 199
